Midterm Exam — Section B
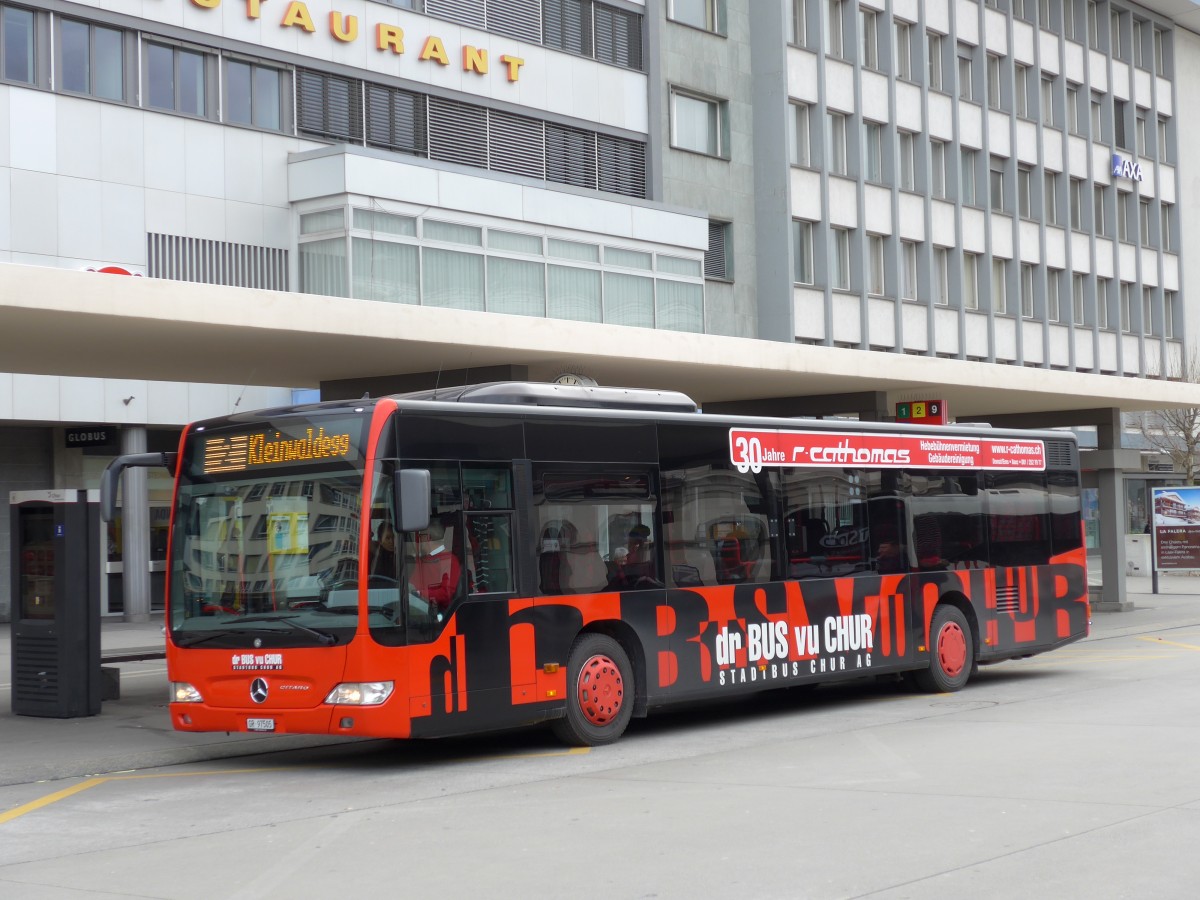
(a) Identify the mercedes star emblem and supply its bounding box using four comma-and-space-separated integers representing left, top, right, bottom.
250, 678, 269, 704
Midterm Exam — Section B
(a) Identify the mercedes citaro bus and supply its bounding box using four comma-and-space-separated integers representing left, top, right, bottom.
103, 382, 1089, 746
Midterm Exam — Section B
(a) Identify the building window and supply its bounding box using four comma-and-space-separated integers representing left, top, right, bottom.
793, 219, 814, 284
1154, 27, 1169, 77
1047, 268, 1062, 322
145, 41, 207, 116
1161, 203, 1174, 252
1069, 177, 1084, 231
1097, 276, 1110, 329
1067, 84, 1082, 135
992, 258, 1007, 314
705, 220, 731, 280
1040, 1, 1055, 31
901, 240, 918, 300
670, 0, 725, 34
1041, 75, 1056, 127
898, 131, 916, 191
1165, 290, 1178, 339
989, 157, 1005, 211
1, 5, 35, 84
1114, 99, 1128, 150
60, 18, 125, 101
1143, 287, 1155, 335
789, 103, 810, 166
1133, 20, 1145, 68
1015, 63, 1030, 118
225, 59, 287, 131
931, 139, 947, 198
1120, 282, 1133, 332
1094, 184, 1107, 236
895, 20, 911, 80
867, 234, 885, 295
1111, 10, 1124, 59
1091, 93, 1103, 141
1139, 197, 1151, 245
1018, 165, 1032, 218
1087, 0, 1100, 50
961, 148, 977, 206
1158, 116, 1171, 163
1118, 190, 1131, 242
928, 31, 943, 90
826, 0, 844, 57
865, 121, 883, 183
790, 0, 807, 46
1044, 171, 1059, 225
987, 54, 1002, 111
963, 252, 980, 310
544, 0, 644, 71
827, 110, 848, 175
1020, 263, 1035, 318
830, 227, 851, 290
933, 247, 949, 305
671, 88, 726, 158
860, 7, 878, 70
957, 44, 974, 102
1073, 273, 1086, 324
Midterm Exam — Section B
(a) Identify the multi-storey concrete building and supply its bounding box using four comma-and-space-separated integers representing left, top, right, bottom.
2, 0, 1200, 618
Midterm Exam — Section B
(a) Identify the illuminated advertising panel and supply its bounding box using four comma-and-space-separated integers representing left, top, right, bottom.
729, 428, 1046, 474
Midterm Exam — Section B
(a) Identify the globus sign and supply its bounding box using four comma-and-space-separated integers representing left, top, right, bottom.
729, 428, 1046, 473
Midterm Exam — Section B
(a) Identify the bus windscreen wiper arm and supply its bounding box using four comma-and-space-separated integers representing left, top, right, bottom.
225, 615, 338, 646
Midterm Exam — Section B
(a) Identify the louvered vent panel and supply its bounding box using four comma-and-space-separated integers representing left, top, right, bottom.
597, 134, 646, 198
14, 636, 59, 699
296, 68, 362, 142
366, 84, 427, 157
425, 0, 486, 28
488, 110, 545, 180
428, 97, 489, 169
594, 4, 643, 70
545, 122, 597, 189
487, 0, 541, 42
995, 585, 1021, 614
705, 221, 728, 279
544, 0, 592, 56
147, 234, 289, 291
1045, 439, 1076, 469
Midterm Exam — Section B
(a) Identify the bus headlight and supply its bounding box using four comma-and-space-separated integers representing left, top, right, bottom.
172, 682, 204, 703
324, 682, 394, 706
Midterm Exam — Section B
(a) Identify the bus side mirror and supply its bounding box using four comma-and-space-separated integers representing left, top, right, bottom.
397, 469, 431, 533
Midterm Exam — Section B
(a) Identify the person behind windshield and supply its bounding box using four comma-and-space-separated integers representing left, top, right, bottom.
370, 520, 397, 578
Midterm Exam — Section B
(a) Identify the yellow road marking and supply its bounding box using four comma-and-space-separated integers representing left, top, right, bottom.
1137, 636, 1200, 651
0, 748, 589, 825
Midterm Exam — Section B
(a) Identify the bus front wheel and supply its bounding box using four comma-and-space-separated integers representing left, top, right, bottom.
912, 605, 973, 693
552, 633, 634, 747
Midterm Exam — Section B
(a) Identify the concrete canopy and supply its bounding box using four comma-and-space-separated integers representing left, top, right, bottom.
3, 264, 1199, 420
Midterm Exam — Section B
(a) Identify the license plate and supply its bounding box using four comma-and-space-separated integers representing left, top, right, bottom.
246, 718, 276, 732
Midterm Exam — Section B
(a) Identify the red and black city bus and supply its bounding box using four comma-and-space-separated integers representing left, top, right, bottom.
102, 382, 1089, 746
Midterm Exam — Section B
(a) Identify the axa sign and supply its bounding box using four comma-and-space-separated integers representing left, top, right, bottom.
1112, 154, 1145, 182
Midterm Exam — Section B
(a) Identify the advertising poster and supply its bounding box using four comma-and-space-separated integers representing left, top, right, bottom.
1152, 486, 1200, 570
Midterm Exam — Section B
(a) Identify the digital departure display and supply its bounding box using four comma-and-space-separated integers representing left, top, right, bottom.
191, 417, 366, 478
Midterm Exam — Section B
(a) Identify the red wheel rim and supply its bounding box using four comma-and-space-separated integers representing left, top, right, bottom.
936, 621, 967, 678
576, 654, 624, 726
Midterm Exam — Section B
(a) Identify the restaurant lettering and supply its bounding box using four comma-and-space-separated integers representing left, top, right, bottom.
188, 0, 525, 81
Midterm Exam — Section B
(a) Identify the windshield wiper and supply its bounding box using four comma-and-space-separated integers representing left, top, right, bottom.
175, 630, 237, 648
222, 614, 338, 646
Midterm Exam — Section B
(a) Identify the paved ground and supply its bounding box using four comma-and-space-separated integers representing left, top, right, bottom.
0, 575, 1194, 785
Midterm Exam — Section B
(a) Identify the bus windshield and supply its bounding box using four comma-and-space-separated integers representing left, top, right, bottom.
168, 414, 369, 646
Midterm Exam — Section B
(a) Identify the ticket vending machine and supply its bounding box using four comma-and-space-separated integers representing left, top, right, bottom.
9, 490, 101, 717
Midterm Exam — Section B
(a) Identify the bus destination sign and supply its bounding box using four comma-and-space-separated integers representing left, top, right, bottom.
730, 429, 1045, 473
202, 427, 355, 475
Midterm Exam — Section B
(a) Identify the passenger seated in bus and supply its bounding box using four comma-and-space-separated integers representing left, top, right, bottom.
608, 524, 658, 589
406, 516, 462, 609
369, 521, 397, 579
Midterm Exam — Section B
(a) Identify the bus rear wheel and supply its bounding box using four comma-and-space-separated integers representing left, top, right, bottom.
552, 634, 634, 747
912, 605, 973, 693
